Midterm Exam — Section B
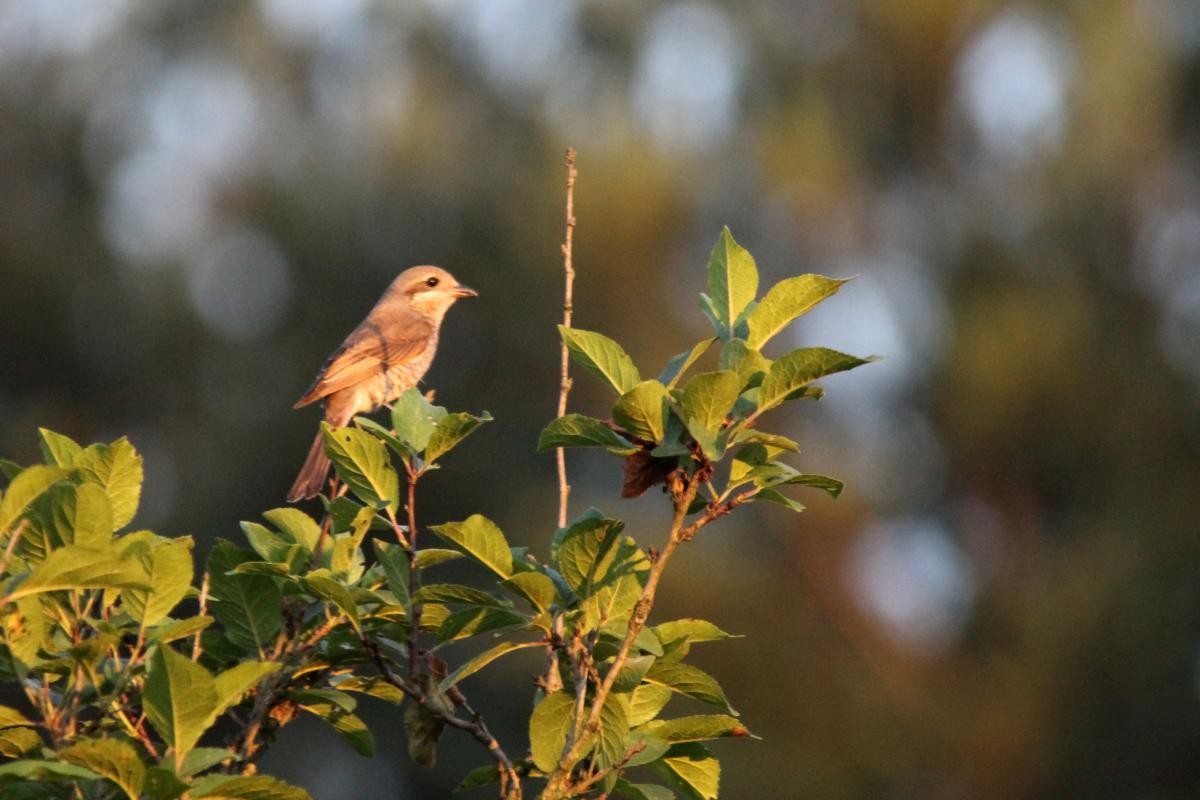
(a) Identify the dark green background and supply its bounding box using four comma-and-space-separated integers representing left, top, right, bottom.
2, 1, 1200, 797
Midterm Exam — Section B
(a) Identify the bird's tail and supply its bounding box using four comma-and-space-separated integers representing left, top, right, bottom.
287, 430, 331, 502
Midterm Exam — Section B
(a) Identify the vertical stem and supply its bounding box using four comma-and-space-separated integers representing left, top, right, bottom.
404, 471, 422, 680
556, 147, 578, 530
192, 571, 210, 661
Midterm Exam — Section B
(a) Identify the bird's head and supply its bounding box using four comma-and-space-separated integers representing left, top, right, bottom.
391, 265, 477, 320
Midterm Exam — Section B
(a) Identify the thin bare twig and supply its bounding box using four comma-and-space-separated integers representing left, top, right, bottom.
404, 469, 422, 681
556, 147, 578, 530
192, 571, 210, 661
0, 519, 29, 576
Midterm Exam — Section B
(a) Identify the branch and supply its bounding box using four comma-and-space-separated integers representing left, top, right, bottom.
0, 519, 28, 576
404, 469, 422, 681
556, 147, 578, 530
542, 470, 702, 797
361, 636, 522, 799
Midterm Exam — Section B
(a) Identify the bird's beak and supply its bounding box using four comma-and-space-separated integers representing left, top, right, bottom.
453, 285, 479, 298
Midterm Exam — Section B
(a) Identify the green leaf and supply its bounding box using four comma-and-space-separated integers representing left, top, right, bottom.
658, 339, 716, 391
152, 616, 214, 645
59, 737, 146, 800
746, 274, 850, 349
555, 516, 625, 598
3, 595, 45, 667
206, 541, 282, 655
192, 775, 313, 800
124, 537, 194, 626
559, 326, 641, 394
614, 381, 670, 443
703, 227, 758, 340
321, 423, 399, 509
529, 691, 576, 773
609, 653, 656, 693
425, 411, 492, 464
37, 428, 82, 467
0, 466, 67, 536
680, 371, 742, 435
304, 573, 361, 632
292, 693, 374, 757
0, 760, 101, 783
653, 619, 738, 650
391, 388, 447, 451
0, 726, 42, 757
644, 662, 737, 715
144, 645, 218, 769
500, 571, 559, 612
537, 414, 638, 456
414, 548, 463, 569
0, 705, 34, 729
4, 545, 148, 603
213, 661, 279, 721
261, 508, 322, 551
374, 540, 410, 608
429, 516, 513, 579
651, 743, 720, 800
719, 339, 772, 390
596, 693, 631, 769
637, 715, 753, 743
756, 348, 873, 416
755, 488, 806, 513
56, 481, 114, 545
178, 748, 237, 778
728, 429, 800, 452
437, 607, 527, 642
439, 640, 542, 691
414, 583, 505, 607
613, 780, 676, 800
239, 522, 291, 563
145, 766, 191, 800
74, 437, 143, 531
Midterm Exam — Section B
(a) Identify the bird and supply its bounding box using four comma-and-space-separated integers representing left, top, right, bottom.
287, 265, 477, 502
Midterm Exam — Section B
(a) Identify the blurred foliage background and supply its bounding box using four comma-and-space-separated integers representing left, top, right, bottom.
2, 1, 1200, 797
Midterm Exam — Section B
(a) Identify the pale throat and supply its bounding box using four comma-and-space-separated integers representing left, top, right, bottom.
410, 293, 453, 321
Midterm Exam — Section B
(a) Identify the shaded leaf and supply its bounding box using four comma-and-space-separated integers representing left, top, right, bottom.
439, 640, 542, 691
0, 727, 41, 757
59, 737, 146, 800
644, 662, 737, 715
613, 779, 676, 800
437, 607, 527, 642
179, 748, 236, 778
213, 661, 279, 720
425, 412, 492, 464
658, 339, 716, 391
414, 583, 504, 608
537, 415, 638, 456
754, 488, 806, 513
206, 541, 282, 655
374, 540, 410, 608
719, 339, 772, 390
303, 573, 361, 632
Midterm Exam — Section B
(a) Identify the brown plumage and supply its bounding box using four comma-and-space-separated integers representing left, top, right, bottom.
287, 266, 476, 501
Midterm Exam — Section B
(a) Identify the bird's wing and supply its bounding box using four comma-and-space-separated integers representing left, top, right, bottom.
293, 316, 433, 408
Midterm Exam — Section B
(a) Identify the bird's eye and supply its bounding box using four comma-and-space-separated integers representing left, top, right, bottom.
425, 277, 440, 288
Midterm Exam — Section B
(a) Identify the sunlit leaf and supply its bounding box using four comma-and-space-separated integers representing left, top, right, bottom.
756, 348, 873, 416
658, 338, 716, 391
0, 465, 68, 537
75, 437, 143, 531
636, 715, 754, 744
644, 661, 737, 715
702, 227, 758, 340
745, 274, 850, 349
529, 691, 577, 773
391, 388, 447, 451
439, 640, 542, 691
144, 645, 218, 769
429, 515, 513, 579
321, 423, 399, 510
614, 380, 670, 443
60, 737, 146, 800
559, 326, 641, 394
124, 537, 194, 626
651, 743, 720, 800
